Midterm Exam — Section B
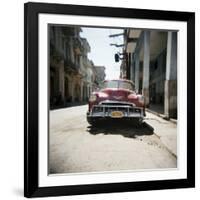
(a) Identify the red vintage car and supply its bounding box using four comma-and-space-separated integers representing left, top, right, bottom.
87, 79, 146, 125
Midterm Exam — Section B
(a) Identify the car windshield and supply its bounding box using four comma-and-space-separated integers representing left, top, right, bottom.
102, 80, 134, 90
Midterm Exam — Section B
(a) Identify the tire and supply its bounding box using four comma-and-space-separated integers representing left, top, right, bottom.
87, 117, 98, 126
131, 118, 143, 128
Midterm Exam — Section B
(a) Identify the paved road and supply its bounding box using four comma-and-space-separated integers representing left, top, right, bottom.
49, 105, 177, 174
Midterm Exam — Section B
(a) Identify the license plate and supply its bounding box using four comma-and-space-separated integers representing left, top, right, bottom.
111, 111, 124, 118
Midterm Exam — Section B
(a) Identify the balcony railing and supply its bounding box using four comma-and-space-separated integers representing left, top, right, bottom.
64, 57, 80, 72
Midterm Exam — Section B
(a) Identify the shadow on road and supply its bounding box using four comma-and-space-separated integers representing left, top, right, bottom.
87, 121, 154, 139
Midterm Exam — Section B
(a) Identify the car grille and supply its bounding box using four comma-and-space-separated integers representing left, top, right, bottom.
93, 106, 141, 113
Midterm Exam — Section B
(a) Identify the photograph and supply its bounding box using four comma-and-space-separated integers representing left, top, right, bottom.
48, 25, 178, 174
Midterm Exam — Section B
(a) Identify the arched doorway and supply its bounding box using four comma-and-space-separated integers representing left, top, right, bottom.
65, 77, 70, 102
74, 83, 81, 102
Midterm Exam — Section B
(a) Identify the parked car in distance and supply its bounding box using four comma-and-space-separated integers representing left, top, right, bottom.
87, 79, 146, 125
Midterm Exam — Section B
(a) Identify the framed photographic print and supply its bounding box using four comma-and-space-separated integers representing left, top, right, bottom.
24, 2, 195, 198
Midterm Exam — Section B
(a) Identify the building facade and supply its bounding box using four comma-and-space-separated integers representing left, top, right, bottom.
49, 26, 101, 108
122, 29, 177, 118
94, 66, 106, 88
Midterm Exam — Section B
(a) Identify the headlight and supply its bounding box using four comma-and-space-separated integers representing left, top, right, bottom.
138, 95, 144, 104
89, 94, 97, 102
98, 92, 108, 98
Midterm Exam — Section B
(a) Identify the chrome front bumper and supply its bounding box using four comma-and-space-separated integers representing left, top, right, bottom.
87, 103, 144, 119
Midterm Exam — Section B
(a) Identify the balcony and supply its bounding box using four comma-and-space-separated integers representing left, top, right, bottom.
73, 37, 83, 55
64, 56, 80, 72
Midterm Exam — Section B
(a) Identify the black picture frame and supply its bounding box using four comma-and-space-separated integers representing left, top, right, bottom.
24, 2, 195, 198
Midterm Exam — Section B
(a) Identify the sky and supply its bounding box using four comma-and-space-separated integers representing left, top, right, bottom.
80, 27, 124, 80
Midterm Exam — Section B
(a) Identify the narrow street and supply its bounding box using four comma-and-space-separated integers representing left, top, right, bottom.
49, 105, 177, 174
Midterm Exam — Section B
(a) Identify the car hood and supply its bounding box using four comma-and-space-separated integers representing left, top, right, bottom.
100, 88, 135, 102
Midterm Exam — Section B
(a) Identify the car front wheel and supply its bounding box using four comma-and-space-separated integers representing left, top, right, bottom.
87, 116, 98, 126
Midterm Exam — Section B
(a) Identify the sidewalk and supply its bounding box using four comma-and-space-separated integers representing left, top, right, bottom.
145, 111, 177, 157
147, 104, 177, 124
149, 104, 164, 114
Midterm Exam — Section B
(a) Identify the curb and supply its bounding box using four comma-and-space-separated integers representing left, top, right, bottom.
146, 108, 177, 124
